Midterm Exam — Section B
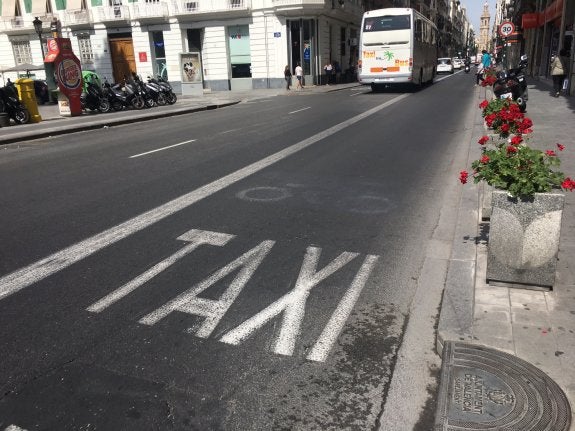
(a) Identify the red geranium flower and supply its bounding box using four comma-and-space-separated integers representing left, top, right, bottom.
546, 150, 557, 157
510, 135, 523, 146
479, 100, 489, 109
557, 143, 565, 151
478, 136, 489, 145
561, 177, 575, 191
480, 155, 490, 164
507, 145, 518, 154
459, 170, 469, 184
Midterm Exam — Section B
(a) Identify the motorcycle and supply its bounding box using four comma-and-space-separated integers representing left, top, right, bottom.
132, 73, 166, 107
150, 75, 177, 105
492, 54, 528, 112
464, 60, 471, 73
81, 78, 111, 113
0, 80, 30, 125
102, 78, 126, 112
108, 75, 146, 110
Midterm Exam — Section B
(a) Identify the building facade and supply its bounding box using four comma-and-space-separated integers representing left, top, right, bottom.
0, 0, 475, 92
0, 0, 364, 92
493, 0, 574, 95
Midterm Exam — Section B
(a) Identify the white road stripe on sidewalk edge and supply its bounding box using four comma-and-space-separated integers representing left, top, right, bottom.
0, 94, 410, 302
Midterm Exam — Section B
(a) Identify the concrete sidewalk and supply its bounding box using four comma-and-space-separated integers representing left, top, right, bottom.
437, 79, 575, 429
0, 83, 360, 145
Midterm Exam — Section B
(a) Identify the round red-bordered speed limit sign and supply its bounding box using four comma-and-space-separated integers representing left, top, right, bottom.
499, 21, 515, 38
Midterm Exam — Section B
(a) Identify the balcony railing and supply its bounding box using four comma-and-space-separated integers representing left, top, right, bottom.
271, 0, 324, 7
0, 14, 55, 31
95, 5, 131, 21
63, 9, 93, 25
132, 2, 170, 19
172, 0, 248, 15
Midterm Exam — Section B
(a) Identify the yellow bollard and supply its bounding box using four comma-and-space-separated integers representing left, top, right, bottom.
14, 78, 42, 123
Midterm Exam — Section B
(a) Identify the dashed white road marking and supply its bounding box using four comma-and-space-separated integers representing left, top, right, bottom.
289, 107, 311, 114
0, 94, 409, 302
129, 139, 196, 158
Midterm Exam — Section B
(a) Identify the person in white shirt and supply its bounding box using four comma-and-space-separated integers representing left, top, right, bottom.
295, 63, 304, 89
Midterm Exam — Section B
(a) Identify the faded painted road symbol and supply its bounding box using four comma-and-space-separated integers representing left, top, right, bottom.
87, 228, 379, 362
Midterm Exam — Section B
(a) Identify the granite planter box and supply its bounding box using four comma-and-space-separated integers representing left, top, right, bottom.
486, 190, 565, 289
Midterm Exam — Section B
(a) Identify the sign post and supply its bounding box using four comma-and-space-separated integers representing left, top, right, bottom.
498, 21, 515, 69
498, 21, 515, 38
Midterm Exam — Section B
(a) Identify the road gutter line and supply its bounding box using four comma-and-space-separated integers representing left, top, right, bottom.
0, 94, 410, 302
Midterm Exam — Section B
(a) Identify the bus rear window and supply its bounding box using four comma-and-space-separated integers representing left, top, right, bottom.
363, 15, 410, 32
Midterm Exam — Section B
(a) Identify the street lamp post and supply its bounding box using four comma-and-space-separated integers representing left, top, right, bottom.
32, 17, 45, 60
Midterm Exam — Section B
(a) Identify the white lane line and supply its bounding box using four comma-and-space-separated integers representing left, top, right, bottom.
289, 107, 311, 114
0, 93, 410, 302
129, 139, 196, 158
350, 90, 366, 97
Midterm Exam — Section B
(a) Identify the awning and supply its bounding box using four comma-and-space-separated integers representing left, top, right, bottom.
31, 0, 47, 15
1, 0, 16, 17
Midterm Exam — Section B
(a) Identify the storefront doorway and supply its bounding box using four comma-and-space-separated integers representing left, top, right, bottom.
288, 19, 316, 85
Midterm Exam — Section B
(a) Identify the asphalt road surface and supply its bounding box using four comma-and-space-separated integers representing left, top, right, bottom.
0, 71, 477, 430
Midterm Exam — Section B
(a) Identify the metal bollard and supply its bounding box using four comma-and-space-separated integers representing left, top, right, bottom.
14, 78, 42, 123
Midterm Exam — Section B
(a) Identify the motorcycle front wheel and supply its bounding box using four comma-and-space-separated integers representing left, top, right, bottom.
156, 93, 167, 106
131, 96, 145, 110
111, 100, 124, 111
99, 99, 112, 113
166, 92, 177, 105
13, 108, 30, 124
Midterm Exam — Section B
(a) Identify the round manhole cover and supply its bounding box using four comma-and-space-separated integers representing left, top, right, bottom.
435, 341, 571, 430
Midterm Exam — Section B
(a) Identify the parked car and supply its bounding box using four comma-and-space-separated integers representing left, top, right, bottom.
436, 58, 454, 74
33, 79, 49, 104
452, 57, 463, 69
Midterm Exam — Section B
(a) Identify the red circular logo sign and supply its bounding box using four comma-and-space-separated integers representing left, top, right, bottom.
56, 58, 82, 90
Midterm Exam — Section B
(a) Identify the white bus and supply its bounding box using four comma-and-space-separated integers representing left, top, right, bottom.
358, 8, 438, 90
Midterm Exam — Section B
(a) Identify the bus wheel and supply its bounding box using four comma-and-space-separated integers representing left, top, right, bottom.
370, 83, 381, 92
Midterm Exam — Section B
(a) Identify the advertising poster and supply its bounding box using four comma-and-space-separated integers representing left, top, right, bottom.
180, 52, 202, 83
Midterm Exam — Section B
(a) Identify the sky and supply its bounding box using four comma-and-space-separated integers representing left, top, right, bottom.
462, 0, 497, 34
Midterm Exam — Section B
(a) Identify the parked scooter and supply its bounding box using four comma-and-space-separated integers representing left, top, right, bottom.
131, 73, 166, 107
102, 78, 125, 112
150, 75, 177, 105
0, 79, 31, 124
81, 76, 111, 113
108, 75, 146, 110
492, 54, 528, 112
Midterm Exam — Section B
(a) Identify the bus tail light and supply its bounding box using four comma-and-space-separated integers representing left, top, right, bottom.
358, 60, 362, 70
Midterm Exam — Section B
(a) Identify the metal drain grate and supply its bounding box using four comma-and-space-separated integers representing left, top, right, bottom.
434, 341, 571, 430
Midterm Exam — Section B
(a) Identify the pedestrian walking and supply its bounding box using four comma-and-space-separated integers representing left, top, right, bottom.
334, 61, 342, 84
284, 65, 292, 90
475, 49, 491, 86
295, 62, 304, 90
551, 49, 569, 97
323, 62, 333, 85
